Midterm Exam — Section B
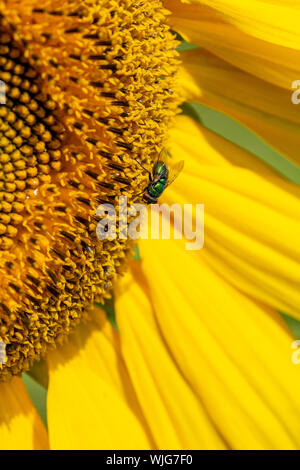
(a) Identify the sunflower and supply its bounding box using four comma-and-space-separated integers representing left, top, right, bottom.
1, 0, 300, 450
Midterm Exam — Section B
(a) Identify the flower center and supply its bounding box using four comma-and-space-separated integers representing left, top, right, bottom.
0, 0, 180, 381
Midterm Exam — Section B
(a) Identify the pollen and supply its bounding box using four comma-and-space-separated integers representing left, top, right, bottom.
0, 0, 180, 380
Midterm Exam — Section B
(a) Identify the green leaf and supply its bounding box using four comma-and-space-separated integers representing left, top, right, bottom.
281, 313, 300, 338
26, 357, 48, 389
23, 372, 48, 428
176, 40, 199, 53
95, 297, 118, 332
181, 102, 300, 185
180, 102, 203, 124
171, 31, 199, 53
132, 244, 141, 261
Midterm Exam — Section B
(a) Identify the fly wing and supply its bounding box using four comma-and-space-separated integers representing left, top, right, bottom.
157, 148, 171, 163
166, 159, 184, 187
152, 148, 169, 174
154, 148, 184, 186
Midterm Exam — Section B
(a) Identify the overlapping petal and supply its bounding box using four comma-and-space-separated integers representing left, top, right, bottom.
0, 377, 48, 450
179, 48, 300, 165
169, 114, 300, 190
166, 0, 300, 89
138, 236, 300, 449
177, 0, 300, 50
47, 310, 152, 450
115, 263, 226, 450
167, 115, 300, 318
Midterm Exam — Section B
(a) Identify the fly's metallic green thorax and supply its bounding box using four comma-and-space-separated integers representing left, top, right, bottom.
137, 152, 184, 205
148, 161, 169, 198
148, 179, 167, 198
142, 160, 168, 204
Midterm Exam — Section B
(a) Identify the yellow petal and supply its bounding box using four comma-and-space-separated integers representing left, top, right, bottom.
180, 0, 300, 50
166, 0, 300, 89
170, 115, 300, 197
0, 377, 48, 450
139, 236, 300, 449
115, 263, 226, 450
179, 48, 300, 165
164, 121, 300, 317
47, 311, 152, 450
166, 116, 300, 318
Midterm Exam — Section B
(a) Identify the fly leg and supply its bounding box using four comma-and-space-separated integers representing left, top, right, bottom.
134, 187, 148, 197
132, 186, 148, 203
135, 159, 152, 182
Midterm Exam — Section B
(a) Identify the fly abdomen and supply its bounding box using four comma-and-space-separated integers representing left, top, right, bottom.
149, 179, 167, 198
